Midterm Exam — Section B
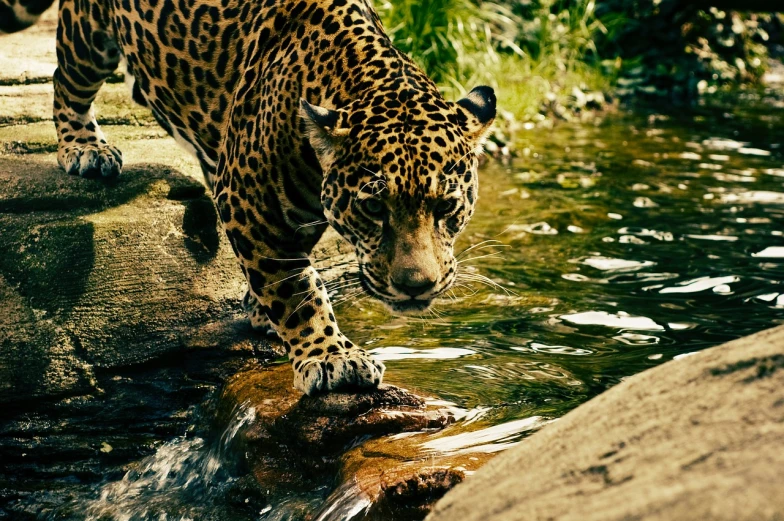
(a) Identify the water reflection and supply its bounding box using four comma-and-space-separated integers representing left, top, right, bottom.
511, 342, 593, 356
573, 255, 655, 271
368, 346, 477, 361
752, 247, 784, 258
421, 416, 548, 455
560, 311, 689, 331
659, 275, 739, 294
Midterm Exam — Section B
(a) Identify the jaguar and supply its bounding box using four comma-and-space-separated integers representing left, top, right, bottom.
1, 0, 496, 395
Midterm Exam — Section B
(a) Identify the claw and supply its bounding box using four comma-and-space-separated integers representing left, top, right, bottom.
293, 348, 385, 395
59, 144, 123, 179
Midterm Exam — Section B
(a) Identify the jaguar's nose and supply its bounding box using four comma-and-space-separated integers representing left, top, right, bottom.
391, 268, 437, 297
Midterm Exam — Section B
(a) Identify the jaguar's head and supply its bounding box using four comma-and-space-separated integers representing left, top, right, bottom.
301, 86, 496, 314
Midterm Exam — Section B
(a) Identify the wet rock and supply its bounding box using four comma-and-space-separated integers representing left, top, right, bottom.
220, 363, 450, 456
427, 325, 784, 521
218, 364, 502, 519
224, 475, 268, 513
332, 436, 495, 521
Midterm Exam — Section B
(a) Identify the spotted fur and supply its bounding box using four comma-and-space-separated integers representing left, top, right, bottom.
3, 0, 496, 394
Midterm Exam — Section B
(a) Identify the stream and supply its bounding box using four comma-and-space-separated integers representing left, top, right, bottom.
2, 90, 783, 520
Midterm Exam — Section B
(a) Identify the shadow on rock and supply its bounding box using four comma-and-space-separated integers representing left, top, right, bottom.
0, 157, 208, 214
0, 158, 217, 315
181, 194, 220, 261
0, 214, 95, 315
0, 156, 263, 390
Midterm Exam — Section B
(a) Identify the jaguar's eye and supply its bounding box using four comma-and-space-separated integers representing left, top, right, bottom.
435, 199, 459, 219
361, 198, 385, 219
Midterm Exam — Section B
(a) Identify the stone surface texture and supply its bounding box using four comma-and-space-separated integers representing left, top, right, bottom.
427, 325, 784, 521
219, 363, 495, 519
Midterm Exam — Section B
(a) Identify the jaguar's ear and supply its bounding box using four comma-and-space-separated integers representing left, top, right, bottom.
455, 86, 496, 153
300, 99, 350, 170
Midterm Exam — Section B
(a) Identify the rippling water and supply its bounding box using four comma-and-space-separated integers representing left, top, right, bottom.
20, 96, 784, 520
338, 98, 784, 428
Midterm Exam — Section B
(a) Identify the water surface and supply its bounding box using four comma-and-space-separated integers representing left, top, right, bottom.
333, 98, 784, 434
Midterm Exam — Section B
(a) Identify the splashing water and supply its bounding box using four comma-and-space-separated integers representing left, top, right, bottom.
82, 404, 256, 521
311, 481, 373, 521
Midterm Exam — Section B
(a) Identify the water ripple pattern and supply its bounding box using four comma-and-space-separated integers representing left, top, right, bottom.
339, 102, 784, 426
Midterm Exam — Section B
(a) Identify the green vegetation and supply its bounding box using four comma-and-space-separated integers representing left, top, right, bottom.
379, 0, 612, 123
379, 0, 784, 124
596, 2, 779, 98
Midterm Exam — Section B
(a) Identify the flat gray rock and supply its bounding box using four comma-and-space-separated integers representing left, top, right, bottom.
427, 325, 784, 521
0, 155, 254, 378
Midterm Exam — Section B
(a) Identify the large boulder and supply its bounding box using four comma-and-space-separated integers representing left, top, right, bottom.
427, 325, 784, 521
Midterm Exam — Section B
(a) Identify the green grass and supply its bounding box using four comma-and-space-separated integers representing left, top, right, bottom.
378, 0, 523, 90
494, 54, 612, 121
378, 0, 615, 121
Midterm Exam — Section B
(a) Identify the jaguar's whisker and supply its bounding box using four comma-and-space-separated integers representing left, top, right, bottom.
321, 277, 360, 290
259, 254, 312, 262
347, 294, 371, 309
453, 283, 478, 297
456, 273, 517, 297
294, 220, 328, 234
259, 270, 310, 290
457, 251, 505, 265
293, 280, 361, 297
287, 289, 318, 319
456, 239, 505, 259
447, 149, 474, 172
331, 288, 365, 308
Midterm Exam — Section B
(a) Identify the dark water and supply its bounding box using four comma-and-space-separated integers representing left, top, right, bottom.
6, 93, 784, 520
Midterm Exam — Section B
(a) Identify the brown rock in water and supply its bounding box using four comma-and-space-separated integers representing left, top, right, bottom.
332, 436, 494, 521
427, 325, 784, 521
218, 363, 495, 518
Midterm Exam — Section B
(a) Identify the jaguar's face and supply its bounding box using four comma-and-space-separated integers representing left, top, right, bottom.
327, 153, 478, 314
301, 86, 496, 314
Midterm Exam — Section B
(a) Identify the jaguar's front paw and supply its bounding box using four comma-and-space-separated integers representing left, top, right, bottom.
58, 143, 123, 179
293, 348, 385, 395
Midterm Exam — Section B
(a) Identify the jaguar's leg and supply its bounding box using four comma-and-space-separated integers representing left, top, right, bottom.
255, 261, 384, 395
53, 0, 122, 178
215, 192, 384, 395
